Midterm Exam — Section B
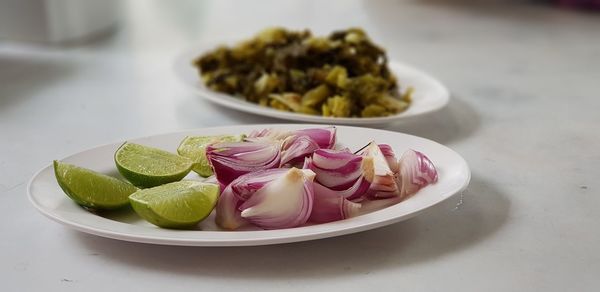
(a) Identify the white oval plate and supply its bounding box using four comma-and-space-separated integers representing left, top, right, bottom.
28, 125, 470, 246
174, 45, 450, 125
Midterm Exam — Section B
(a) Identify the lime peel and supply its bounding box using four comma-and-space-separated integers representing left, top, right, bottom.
54, 160, 138, 209
129, 180, 219, 229
115, 142, 193, 188
177, 134, 245, 177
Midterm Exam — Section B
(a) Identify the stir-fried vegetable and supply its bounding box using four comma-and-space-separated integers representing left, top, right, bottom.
194, 27, 411, 118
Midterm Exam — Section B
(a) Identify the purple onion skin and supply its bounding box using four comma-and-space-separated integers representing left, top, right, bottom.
206, 142, 281, 187
398, 149, 438, 199
216, 168, 314, 230
280, 135, 320, 167
248, 127, 336, 149
242, 179, 314, 229
310, 183, 361, 223
295, 127, 336, 149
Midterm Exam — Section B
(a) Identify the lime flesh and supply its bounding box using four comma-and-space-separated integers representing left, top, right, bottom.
115, 142, 193, 188
177, 135, 245, 177
129, 180, 219, 229
53, 160, 138, 209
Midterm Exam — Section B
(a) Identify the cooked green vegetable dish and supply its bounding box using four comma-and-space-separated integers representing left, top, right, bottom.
194, 27, 412, 118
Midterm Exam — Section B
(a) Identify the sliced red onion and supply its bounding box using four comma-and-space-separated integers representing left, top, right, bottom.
310, 183, 362, 223
206, 140, 281, 187
397, 149, 438, 198
247, 128, 291, 141
215, 184, 246, 230
295, 126, 336, 149
378, 144, 399, 173
215, 168, 289, 230
312, 148, 358, 170
280, 135, 320, 167
239, 168, 315, 229
248, 126, 336, 149
305, 150, 374, 200
317, 167, 371, 200
309, 149, 363, 190
212, 128, 438, 230
360, 142, 401, 198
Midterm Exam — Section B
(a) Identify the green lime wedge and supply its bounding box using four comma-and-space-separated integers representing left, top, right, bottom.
129, 180, 219, 229
177, 134, 245, 177
53, 160, 138, 209
115, 142, 193, 188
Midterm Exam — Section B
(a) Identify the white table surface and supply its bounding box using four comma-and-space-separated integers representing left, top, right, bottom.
1, 0, 599, 291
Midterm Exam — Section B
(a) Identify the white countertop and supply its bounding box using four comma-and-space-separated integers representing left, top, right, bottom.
1, 0, 599, 291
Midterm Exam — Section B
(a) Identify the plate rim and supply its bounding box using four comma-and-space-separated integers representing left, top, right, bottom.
173, 45, 450, 125
27, 124, 470, 246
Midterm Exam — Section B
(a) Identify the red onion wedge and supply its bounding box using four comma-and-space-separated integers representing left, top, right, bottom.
206, 140, 281, 187
309, 149, 363, 190
216, 168, 315, 230
294, 127, 336, 149
280, 135, 321, 167
378, 144, 399, 173
215, 168, 290, 230
304, 149, 374, 200
397, 149, 438, 199
248, 126, 336, 149
360, 142, 401, 198
310, 183, 362, 223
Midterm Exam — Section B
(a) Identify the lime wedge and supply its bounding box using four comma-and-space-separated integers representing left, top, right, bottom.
53, 160, 138, 209
115, 142, 193, 188
129, 180, 219, 229
177, 134, 245, 177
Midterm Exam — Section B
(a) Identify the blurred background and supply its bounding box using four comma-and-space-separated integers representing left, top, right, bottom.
1, 0, 599, 167
1, 0, 599, 185
0, 0, 598, 44
2, 1, 600, 290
